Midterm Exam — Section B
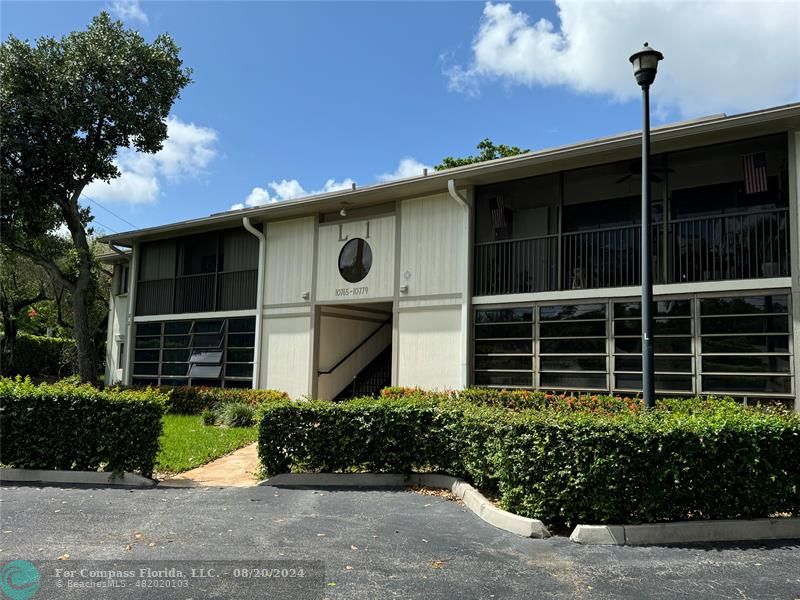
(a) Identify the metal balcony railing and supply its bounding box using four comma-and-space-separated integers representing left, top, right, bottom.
136, 269, 258, 316
474, 208, 790, 296
474, 235, 558, 296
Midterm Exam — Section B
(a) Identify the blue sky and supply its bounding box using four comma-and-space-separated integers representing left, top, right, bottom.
3, 1, 798, 234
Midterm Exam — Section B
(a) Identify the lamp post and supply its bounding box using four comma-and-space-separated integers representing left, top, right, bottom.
629, 43, 663, 409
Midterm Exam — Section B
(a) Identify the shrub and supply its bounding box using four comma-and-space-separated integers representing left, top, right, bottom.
259, 394, 800, 528
201, 407, 217, 426
157, 386, 289, 415
219, 402, 256, 428
380, 387, 643, 414
6, 333, 76, 378
0, 377, 166, 477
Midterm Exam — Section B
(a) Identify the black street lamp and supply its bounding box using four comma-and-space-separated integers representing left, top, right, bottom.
629, 42, 663, 409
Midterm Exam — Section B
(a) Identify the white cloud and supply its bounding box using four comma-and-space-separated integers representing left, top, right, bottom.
85, 116, 218, 204
231, 178, 356, 210
447, 1, 800, 117
109, 0, 148, 24
378, 157, 432, 182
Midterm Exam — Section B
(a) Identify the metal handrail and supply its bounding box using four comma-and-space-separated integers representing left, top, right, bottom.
317, 318, 392, 375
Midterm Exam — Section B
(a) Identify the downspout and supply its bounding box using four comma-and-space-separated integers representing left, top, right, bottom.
447, 179, 473, 389
243, 217, 266, 389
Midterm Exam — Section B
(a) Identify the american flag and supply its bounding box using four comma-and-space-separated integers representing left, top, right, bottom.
742, 152, 768, 194
490, 196, 507, 229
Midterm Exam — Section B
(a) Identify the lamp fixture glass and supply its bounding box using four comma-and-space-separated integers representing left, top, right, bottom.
629, 42, 663, 88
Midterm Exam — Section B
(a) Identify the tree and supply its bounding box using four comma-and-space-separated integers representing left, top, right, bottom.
1, 12, 192, 382
0, 247, 49, 374
435, 138, 529, 171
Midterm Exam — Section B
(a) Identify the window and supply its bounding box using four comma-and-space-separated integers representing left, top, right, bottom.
116, 264, 129, 295
472, 292, 794, 402
132, 317, 256, 388
118, 343, 125, 369
473, 307, 533, 388
338, 238, 373, 283
612, 299, 694, 393
539, 303, 608, 390
699, 294, 792, 396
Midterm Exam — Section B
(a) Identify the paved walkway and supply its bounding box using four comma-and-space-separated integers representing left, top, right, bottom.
159, 443, 260, 487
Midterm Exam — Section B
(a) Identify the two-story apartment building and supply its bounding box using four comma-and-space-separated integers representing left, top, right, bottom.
101, 103, 800, 410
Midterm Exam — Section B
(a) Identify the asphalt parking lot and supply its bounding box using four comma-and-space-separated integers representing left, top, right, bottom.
1, 484, 798, 599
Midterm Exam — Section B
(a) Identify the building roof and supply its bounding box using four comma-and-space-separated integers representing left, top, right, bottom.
99, 102, 800, 246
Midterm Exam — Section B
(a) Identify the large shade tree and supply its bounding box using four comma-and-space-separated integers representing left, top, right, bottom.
0, 12, 192, 382
435, 138, 529, 171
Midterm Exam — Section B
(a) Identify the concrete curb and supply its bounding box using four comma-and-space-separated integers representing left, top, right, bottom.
0, 468, 156, 488
571, 518, 800, 546
262, 472, 549, 539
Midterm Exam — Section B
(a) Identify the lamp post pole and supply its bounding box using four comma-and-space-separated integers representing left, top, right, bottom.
640, 82, 655, 408
629, 42, 663, 409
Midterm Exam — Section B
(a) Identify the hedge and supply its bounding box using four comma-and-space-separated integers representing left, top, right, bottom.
0, 377, 166, 477
4, 333, 75, 378
259, 392, 800, 528
380, 386, 643, 413
126, 385, 289, 415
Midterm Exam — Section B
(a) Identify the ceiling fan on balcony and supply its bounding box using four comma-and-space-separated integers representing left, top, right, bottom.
615, 160, 674, 184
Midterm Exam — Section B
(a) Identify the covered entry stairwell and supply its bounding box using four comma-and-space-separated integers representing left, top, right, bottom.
316, 303, 392, 400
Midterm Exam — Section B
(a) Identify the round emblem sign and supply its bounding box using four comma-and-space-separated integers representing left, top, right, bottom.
338, 238, 373, 283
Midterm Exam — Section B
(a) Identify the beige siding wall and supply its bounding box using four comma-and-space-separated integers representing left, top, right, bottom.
399, 193, 465, 297
264, 217, 315, 306
396, 306, 462, 390
261, 315, 312, 398
316, 216, 395, 302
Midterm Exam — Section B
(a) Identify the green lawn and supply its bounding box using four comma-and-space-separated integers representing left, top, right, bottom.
155, 414, 258, 474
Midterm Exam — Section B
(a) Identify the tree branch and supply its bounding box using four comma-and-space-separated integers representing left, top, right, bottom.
4, 242, 76, 292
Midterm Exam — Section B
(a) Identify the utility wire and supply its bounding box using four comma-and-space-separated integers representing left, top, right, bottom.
82, 194, 138, 229
91, 219, 118, 234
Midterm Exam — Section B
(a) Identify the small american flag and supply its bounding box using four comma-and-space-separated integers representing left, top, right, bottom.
742, 152, 768, 194
490, 196, 507, 229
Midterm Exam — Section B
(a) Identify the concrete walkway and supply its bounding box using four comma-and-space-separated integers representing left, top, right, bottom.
159, 443, 260, 487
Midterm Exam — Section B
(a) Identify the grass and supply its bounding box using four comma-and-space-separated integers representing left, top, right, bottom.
155, 414, 258, 474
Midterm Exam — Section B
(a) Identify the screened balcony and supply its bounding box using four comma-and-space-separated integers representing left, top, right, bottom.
474, 133, 790, 296
136, 228, 259, 316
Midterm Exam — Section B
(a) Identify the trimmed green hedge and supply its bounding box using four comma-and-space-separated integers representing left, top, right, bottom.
259, 393, 800, 528
380, 386, 643, 413
0, 377, 166, 477
154, 386, 289, 415
5, 333, 75, 378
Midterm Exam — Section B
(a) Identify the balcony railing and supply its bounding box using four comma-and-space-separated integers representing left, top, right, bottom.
474, 235, 558, 296
136, 269, 258, 316
474, 208, 789, 296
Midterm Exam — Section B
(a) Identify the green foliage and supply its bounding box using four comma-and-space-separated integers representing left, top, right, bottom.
1, 12, 192, 383
201, 408, 217, 426
259, 393, 800, 528
219, 402, 256, 428
380, 387, 643, 414
153, 386, 289, 415
0, 376, 165, 476
156, 414, 258, 474
435, 138, 528, 171
4, 333, 76, 378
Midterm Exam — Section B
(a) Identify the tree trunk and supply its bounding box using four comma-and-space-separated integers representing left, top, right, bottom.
71, 283, 97, 384
0, 305, 18, 376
